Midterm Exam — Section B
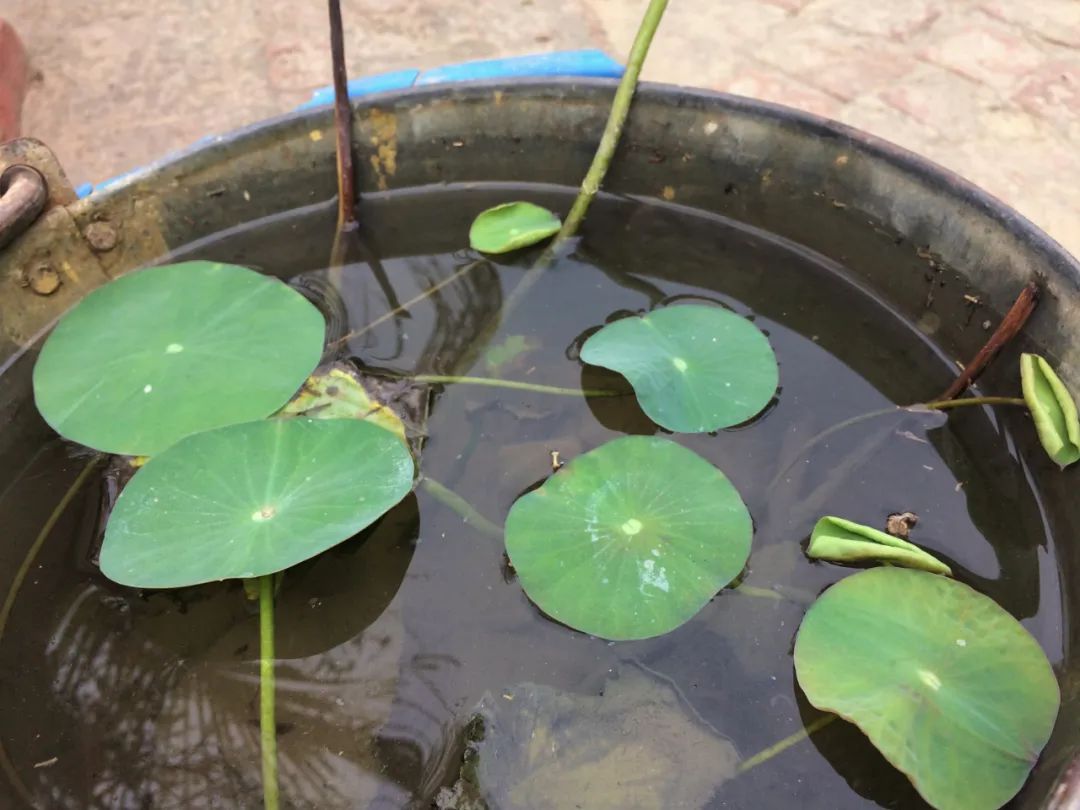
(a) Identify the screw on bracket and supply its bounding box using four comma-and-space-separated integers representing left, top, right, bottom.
18, 263, 61, 295
83, 220, 118, 252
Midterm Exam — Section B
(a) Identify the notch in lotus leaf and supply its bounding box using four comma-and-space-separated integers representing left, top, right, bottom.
32, 261, 326, 456
806, 516, 951, 576
794, 567, 1059, 810
100, 417, 415, 588
580, 304, 779, 433
504, 435, 752, 641
469, 202, 562, 254
1021, 353, 1080, 468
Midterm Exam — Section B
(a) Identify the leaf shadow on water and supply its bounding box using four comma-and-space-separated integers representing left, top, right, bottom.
16, 497, 420, 809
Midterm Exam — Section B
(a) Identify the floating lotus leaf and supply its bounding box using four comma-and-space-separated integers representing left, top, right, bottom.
33, 261, 324, 456
504, 436, 753, 641
1020, 353, 1080, 468
469, 202, 561, 253
806, 516, 952, 576
100, 418, 415, 588
794, 567, 1060, 810
579, 305, 778, 433
278, 363, 406, 442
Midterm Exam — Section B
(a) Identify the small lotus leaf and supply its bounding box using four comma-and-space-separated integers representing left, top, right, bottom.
794, 567, 1060, 810
277, 363, 406, 441
504, 436, 753, 641
100, 418, 415, 588
33, 261, 325, 456
579, 305, 778, 433
1020, 353, 1080, 468
469, 202, 561, 253
806, 516, 952, 576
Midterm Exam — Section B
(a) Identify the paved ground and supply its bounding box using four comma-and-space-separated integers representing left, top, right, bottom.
6, 0, 1079, 256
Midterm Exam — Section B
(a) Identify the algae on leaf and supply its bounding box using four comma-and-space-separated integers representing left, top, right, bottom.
1021, 353, 1080, 468
505, 435, 752, 641
806, 515, 952, 576
438, 665, 738, 810
579, 304, 778, 433
794, 567, 1060, 810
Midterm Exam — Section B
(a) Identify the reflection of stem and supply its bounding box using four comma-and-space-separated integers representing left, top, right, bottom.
500, 0, 670, 318
770, 396, 1029, 491
259, 575, 279, 810
410, 375, 623, 398
922, 396, 1026, 411
420, 478, 502, 538
330, 260, 483, 348
0, 454, 102, 807
736, 714, 837, 774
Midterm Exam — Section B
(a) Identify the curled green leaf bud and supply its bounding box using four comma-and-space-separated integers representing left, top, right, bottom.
806, 516, 952, 576
1021, 353, 1080, 468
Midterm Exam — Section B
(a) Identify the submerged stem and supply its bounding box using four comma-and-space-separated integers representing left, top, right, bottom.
330, 260, 483, 348
420, 478, 503, 538
500, 0, 670, 318
737, 714, 838, 775
409, 374, 623, 398
259, 575, 279, 810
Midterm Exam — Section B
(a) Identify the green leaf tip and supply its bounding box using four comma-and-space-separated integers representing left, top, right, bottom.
468, 202, 561, 253
806, 516, 952, 576
1020, 353, 1080, 468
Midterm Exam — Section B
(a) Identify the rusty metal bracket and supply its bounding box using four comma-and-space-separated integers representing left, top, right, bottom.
0, 139, 113, 350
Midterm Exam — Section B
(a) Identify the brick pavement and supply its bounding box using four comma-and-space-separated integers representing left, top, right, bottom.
6, 0, 1079, 256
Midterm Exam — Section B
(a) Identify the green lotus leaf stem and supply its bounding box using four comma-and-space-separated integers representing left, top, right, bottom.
807, 516, 952, 576
259, 574, 279, 810
921, 396, 1027, 410
500, 0, 670, 317
1020, 353, 1080, 468
736, 714, 838, 775
409, 374, 621, 397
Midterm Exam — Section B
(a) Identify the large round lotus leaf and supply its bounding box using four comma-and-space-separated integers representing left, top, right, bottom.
794, 567, 1060, 810
33, 261, 325, 456
579, 305, 778, 433
100, 418, 415, 588
504, 436, 753, 641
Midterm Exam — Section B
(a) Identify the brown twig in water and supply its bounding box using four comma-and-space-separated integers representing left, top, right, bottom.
328, 0, 357, 270
937, 282, 1039, 402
